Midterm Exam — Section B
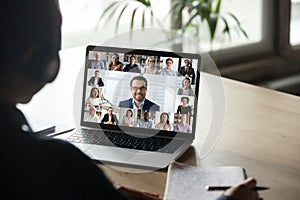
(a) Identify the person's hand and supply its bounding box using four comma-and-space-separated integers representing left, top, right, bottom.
115, 184, 162, 200
223, 178, 263, 200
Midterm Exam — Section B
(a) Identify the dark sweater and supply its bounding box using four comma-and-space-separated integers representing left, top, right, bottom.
0, 105, 128, 200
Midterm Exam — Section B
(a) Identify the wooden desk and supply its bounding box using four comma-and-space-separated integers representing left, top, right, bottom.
98, 74, 300, 200
20, 47, 300, 200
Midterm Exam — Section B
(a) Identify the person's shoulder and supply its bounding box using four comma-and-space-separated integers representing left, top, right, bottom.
119, 98, 131, 106
177, 88, 183, 94
144, 99, 160, 110
5, 135, 129, 199
159, 68, 166, 74
119, 99, 128, 103
35, 137, 107, 175
9, 134, 94, 170
123, 65, 130, 71
34, 136, 87, 159
144, 98, 155, 105
132, 64, 140, 72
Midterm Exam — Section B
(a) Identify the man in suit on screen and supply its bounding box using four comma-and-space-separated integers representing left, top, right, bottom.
101, 107, 119, 125
88, 70, 104, 87
118, 76, 160, 111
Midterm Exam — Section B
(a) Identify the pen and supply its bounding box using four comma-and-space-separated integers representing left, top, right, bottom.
48, 128, 75, 138
205, 185, 270, 191
34, 126, 56, 135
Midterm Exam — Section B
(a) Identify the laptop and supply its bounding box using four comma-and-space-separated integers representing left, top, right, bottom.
65, 45, 201, 169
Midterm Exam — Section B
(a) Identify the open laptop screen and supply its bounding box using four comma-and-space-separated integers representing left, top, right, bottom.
80, 46, 200, 137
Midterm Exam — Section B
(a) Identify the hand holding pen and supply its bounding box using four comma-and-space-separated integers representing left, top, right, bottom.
212, 178, 267, 200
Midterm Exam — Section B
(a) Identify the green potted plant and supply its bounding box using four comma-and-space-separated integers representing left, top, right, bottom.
98, 0, 248, 50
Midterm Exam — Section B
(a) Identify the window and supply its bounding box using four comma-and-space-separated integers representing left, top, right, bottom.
59, 0, 108, 48
59, 0, 171, 48
59, 1, 299, 72
290, 0, 300, 47
59, 0, 270, 53
209, 0, 274, 65
182, 0, 264, 51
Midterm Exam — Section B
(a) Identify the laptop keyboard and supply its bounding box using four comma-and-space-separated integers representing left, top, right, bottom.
66, 128, 184, 154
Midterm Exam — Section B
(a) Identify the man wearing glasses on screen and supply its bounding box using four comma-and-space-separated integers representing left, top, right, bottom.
118, 76, 160, 111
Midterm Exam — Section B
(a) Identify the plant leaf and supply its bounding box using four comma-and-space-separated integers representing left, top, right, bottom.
142, 8, 146, 29
115, 3, 129, 33
221, 16, 231, 40
183, 12, 201, 33
207, 14, 218, 41
168, 0, 187, 27
102, 4, 123, 31
149, 9, 154, 25
227, 12, 241, 26
97, 1, 120, 26
238, 26, 248, 38
200, 2, 210, 22
130, 7, 139, 30
215, 0, 222, 14
227, 12, 248, 38
136, 0, 151, 7
207, 0, 222, 41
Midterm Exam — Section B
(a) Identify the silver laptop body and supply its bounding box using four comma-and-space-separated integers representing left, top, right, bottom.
66, 45, 201, 169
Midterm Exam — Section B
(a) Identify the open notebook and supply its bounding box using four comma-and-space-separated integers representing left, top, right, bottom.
164, 162, 246, 200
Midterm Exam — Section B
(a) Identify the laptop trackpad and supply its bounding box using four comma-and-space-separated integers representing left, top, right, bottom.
72, 143, 92, 152
85, 145, 173, 168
